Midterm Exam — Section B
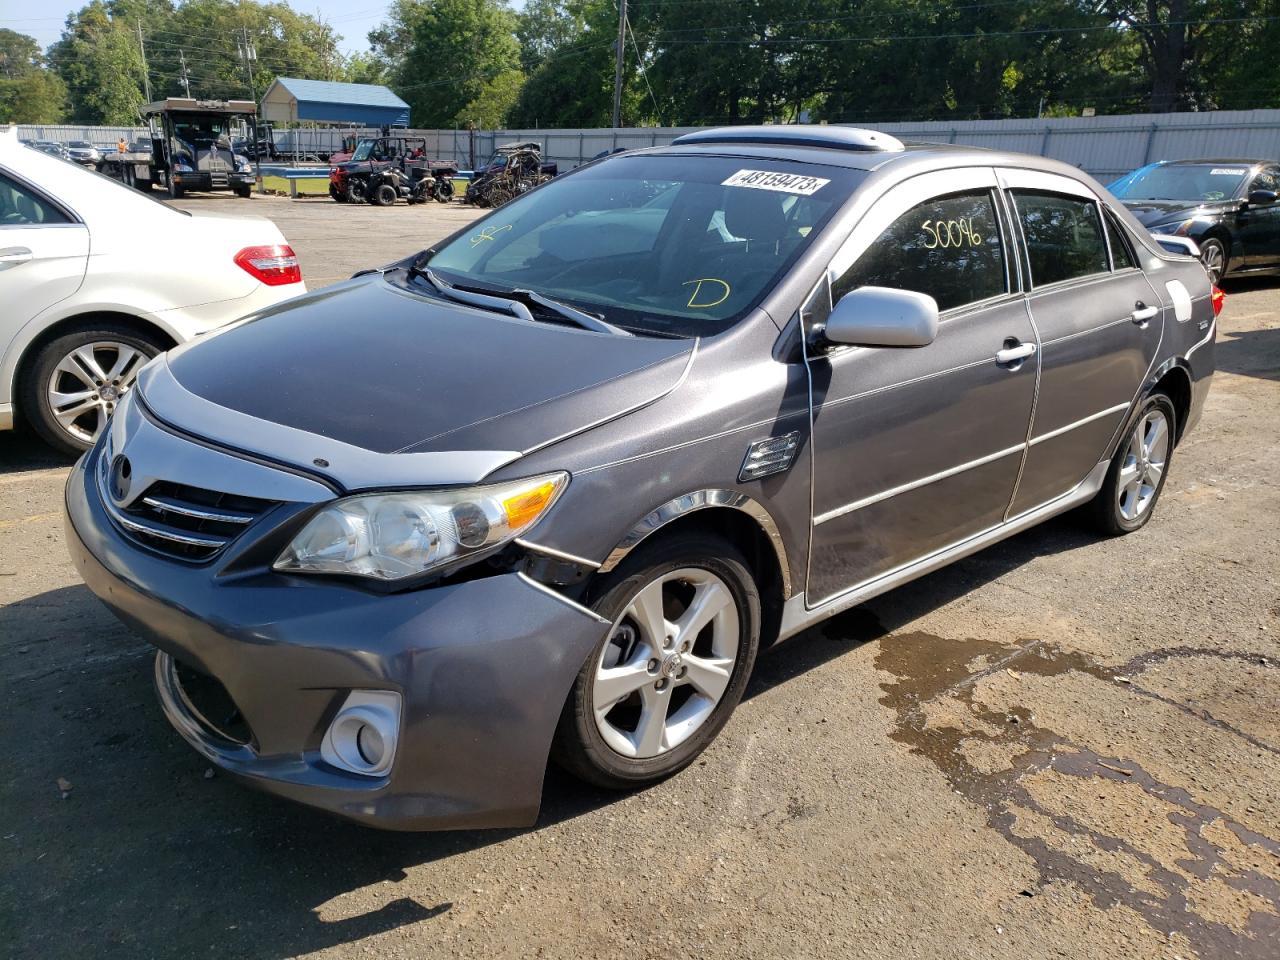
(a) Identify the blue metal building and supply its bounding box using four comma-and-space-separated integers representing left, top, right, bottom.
260, 78, 411, 127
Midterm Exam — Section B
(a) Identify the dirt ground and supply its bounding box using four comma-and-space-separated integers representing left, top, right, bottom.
1, 194, 1278, 960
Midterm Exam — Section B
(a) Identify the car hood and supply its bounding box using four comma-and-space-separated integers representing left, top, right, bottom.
146, 275, 694, 489
1120, 198, 1235, 227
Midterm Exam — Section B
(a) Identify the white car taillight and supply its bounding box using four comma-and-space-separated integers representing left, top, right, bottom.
233, 244, 302, 286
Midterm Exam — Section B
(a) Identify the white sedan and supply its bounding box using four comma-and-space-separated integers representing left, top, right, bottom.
0, 128, 305, 454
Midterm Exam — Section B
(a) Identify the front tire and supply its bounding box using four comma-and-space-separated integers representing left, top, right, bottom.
552, 533, 761, 790
370, 183, 396, 206
20, 326, 166, 455
1199, 237, 1228, 285
1085, 393, 1176, 536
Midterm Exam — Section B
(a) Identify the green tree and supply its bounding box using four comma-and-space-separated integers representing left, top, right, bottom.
0, 29, 42, 79
371, 0, 522, 127
0, 29, 68, 123
48, 1, 147, 124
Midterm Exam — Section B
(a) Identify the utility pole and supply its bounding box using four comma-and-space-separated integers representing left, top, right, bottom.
611, 0, 627, 128
178, 49, 191, 97
237, 27, 257, 103
136, 21, 152, 103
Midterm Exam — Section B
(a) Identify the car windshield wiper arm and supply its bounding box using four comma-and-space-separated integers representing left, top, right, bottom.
408, 259, 535, 322
517, 289, 633, 337
407, 253, 630, 336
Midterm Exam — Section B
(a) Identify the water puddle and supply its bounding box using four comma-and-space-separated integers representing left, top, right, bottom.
874, 629, 1280, 958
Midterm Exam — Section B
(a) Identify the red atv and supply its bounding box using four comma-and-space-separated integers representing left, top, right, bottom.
329, 136, 429, 203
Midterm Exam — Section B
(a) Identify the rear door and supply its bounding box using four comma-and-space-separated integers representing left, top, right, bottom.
1002, 169, 1164, 517
0, 169, 89, 383
804, 168, 1038, 606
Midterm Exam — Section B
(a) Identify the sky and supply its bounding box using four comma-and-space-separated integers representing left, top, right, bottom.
0, 1, 408, 58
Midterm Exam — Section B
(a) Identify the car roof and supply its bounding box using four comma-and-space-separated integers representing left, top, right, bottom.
639, 126, 1096, 184
1165, 158, 1268, 166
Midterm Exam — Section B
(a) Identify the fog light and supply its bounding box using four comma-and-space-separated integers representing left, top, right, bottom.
320, 690, 401, 777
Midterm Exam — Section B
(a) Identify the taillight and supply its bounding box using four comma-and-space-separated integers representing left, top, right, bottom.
1211, 285, 1226, 317
234, 244, 301, 286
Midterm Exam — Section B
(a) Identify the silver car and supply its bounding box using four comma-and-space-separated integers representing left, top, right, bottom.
66, 126, 1217, 829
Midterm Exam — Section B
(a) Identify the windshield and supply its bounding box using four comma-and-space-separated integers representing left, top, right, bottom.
351, 139, 375, 162
1113, 164, 1252, 202
425, 154, 859, 337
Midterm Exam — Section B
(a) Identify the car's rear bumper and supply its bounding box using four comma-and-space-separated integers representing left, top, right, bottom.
65, 446, 608, 830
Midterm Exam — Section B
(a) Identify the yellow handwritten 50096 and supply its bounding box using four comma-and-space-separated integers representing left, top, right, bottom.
921, 217, 983, 249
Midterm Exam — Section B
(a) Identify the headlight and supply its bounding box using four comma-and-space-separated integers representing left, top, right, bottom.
274, 472, 568, 582
1150, 219, 1195, 236
173, 161, 193, 172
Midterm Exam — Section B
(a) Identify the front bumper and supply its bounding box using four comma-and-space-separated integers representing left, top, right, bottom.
173, 171, 255, 190
65, 445, 609, 830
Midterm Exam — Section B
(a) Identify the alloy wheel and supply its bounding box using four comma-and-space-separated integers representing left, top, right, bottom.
46, 341, 149, 444
592, 567, 740, 759
1117, 409, 1170, 522
1202, 241, 1225, 285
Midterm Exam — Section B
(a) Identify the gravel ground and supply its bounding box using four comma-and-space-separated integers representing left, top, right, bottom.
1, 194, 1278, 960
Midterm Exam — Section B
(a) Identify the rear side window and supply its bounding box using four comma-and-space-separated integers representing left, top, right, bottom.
833, 190, 1007, 312
1104, 208, 1136, 270
1013, 191, 1108, 286
0, 171, 69, 226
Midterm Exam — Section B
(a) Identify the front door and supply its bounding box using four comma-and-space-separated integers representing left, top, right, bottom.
0, 170, 89, 379
804, 170, 1037, 607
1001, 172, 1165, 517
1239, 165, 1280, 270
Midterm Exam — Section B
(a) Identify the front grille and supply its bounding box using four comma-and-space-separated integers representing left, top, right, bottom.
98, 456, 278, 562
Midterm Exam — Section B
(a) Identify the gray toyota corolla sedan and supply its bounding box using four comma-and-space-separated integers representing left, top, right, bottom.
66, 126, 1218, 829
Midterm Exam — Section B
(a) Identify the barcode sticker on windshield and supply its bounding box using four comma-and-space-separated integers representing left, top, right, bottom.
1210, 168, 1245, 176
722, 170, 831, 195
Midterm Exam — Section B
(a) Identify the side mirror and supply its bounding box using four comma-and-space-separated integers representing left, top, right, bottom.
1247, 189, 1278, 206
822, 286, 939, 348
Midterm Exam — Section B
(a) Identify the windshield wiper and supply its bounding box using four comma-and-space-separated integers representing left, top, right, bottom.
518, 290, 632, 337
407, 253, 630, 336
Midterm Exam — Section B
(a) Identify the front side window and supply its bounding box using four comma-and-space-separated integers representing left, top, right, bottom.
425, 155, 860, 337
0, 172, 69, 226
832, 190, 1007, 312
1251, 168, 1279, 193
1014, 191, 1109, 287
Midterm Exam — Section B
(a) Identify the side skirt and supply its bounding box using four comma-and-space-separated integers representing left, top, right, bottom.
777, 458, 1109, 641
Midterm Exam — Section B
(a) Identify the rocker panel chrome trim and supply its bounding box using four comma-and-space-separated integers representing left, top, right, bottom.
783, 459, 1109, 635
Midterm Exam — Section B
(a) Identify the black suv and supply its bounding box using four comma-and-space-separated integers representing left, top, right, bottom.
1110, 158, 1280, 284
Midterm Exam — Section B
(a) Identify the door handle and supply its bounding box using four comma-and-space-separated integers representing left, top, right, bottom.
1131, 304, 1158, 324
995, 342, 1037, 365
0, 246, 32, 267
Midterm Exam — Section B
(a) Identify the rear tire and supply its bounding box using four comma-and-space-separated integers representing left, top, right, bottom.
20, 325, 167, 456
1084, 393, 1176, 536
552, 532, 761, 790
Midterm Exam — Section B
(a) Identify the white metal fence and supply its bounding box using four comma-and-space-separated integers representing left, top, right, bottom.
21, 108, 1280, 180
